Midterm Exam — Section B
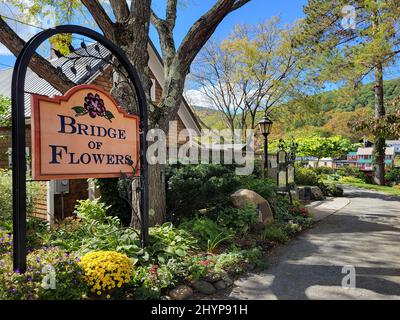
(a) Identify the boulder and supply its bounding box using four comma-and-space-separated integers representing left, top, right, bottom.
231, 189, 274, 225
203, 270, 227, 283
191, 280, 217, 295
214, 280, 227, 290
222, 276, 233, 287
169, 285, 193, 300
298, 186, 325, 201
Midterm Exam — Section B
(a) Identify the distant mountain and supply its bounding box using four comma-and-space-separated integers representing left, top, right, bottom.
317, 77, 400, 112
192, 105, 226, 130
190, 77, 400, 141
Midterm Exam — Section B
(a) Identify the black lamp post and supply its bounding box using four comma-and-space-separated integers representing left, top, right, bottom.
258, 115, 273, 177
289, 137, 298, 163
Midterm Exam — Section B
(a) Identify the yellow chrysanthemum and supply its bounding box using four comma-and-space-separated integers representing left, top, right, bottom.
79, 251, 133, 297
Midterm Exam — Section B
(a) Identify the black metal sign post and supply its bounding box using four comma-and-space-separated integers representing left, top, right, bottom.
12, 25, 149, 273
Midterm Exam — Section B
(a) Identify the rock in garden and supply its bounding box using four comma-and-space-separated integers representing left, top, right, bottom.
222, 276, 233, 287
169, 285, 193, 300
214, 280, 227, 290
297, 186, 325, 201
231, 189, 274, 225
204, 271, 226, 283
191, 280, 217, 295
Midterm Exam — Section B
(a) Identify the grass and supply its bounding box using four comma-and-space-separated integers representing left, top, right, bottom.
340, 181, 400, 196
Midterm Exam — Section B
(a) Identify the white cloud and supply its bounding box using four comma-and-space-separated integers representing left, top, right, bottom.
184, 88, 215, 108
0, 44, 12, 56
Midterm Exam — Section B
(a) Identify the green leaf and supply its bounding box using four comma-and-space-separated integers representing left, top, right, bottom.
158, 256, 165, 264
104, 110, 115, 122
175, 248, 186, 257
72, 106, 87, 115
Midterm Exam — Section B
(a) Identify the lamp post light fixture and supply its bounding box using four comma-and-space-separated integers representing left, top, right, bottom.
258, 115, 273, 177
289, 137, 298, 163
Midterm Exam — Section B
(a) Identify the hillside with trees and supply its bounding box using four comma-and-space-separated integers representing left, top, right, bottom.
193, 76, 400, 141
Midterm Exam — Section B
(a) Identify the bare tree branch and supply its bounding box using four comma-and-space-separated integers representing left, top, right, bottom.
166, 0, 178, 29
109, 0, 130, 22
177, 0, 251, 72
81, 0, 116, 40
0, 17, 75, 93
150, 10, 176, 68
231, 0, 251, 11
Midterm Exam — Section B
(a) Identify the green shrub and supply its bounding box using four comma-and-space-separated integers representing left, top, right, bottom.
166, 164, 240, 220
94, 178, 133, 225
213, 247, 264, 274
74, 198, 110, 221
0, 228, 12, 254
313, 166, 336, 175
339, 176, 366, 184
44, 217, 88, 253
273, 197, 313, 228
261, 224, 289, 243
0, 170, 44, 229
385, 168, 400, 184
337, 167, 367, 181
147, 223, 198, 264
320, 181, 344, 197
179, 217, 233, 252
295, 166, 320, 186
26, 217, 49, 250
0, 170, 12, 223
237, 175, 277, 200
214, 204, 258, 235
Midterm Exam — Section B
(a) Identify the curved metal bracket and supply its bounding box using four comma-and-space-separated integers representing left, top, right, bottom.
12, 25, 149, 273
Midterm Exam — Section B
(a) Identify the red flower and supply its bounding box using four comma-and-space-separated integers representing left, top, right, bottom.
198, 260, 210, 267
300, 208, 309, 216
149, 264, 159, 274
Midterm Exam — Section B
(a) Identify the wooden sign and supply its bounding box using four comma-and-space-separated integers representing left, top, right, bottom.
31, 84, 140, 180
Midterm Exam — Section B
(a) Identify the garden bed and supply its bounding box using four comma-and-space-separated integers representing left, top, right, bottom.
0, 165, 314, 300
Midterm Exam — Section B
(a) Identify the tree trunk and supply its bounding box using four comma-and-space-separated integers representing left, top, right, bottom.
130, 178, 141, 228
148, 163, 166, 226
373, 62, 386, 186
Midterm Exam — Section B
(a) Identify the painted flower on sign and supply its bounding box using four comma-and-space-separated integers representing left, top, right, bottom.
72, 92, 115, 122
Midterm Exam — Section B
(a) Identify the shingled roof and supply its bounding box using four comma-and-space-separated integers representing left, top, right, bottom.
0, 43, 110, 117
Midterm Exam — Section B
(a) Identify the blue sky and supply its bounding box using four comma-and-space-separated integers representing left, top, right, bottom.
151, 0, 307, 46
0, 0, 308, 69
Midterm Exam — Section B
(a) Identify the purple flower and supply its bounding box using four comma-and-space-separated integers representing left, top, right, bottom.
14, 268, 20, 274
84, 93, 106, 118
36, 258, 40, 263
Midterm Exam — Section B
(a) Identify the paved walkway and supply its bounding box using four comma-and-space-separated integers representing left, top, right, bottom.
228, 186, 400, 300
